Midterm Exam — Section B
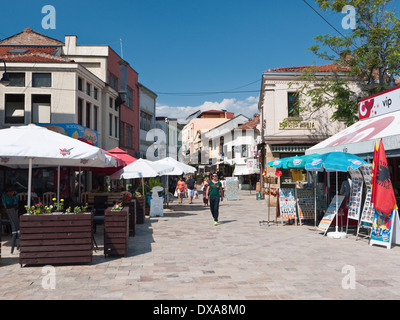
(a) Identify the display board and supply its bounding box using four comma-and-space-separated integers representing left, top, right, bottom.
225, 177, 239, 201
370, 209, 400, 249
278, 188, 297, 220
360, 164, 375, 224
296, 189, 315, 221
317, 195, 345, 234
347, 168, 364, 221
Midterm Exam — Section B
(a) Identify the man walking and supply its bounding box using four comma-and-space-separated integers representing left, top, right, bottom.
186, 175, 197, 204
206, 173, 223, 226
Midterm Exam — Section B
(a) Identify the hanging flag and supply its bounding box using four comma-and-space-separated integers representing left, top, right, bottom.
371, 139, 396, 216
371, 140, 379, 205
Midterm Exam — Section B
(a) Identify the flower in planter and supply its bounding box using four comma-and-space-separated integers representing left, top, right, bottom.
52, 198, 64, 212
111, 202, 123, 211
134, 192, 142, 197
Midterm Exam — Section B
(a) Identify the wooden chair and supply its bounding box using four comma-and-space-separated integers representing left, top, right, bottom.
80, 192, 89, 205
17, 193, 28, 203
42, 192, 56, 206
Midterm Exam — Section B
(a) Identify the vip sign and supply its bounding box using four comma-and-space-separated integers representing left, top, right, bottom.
359, 86, 400, 120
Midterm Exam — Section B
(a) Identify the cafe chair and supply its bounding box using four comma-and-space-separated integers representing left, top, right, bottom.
42, 192, 56, 206
80, 192, 89, 205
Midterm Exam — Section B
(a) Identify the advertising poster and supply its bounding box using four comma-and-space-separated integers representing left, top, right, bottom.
317, 195, 345, 234
347, 168, 364, 221
37, 123, 99, 146
225, 177, 239, 201
370, 209, 400, 249
279, 188, 297, 220
360, 164, 375, 224
296, 189, 315, 221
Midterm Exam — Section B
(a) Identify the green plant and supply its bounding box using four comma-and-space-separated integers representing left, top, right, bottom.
111, 202, 123, 211
74, 206, 82, 214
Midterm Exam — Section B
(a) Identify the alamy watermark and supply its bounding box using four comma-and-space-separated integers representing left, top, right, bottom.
41, 5, 56, 30
342, 265, 356, 290
41, 265, 56, 290
341, 5, 356, 30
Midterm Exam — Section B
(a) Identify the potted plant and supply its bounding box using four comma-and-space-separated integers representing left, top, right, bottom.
104, 205, 129, 257
19, 200, 93, 267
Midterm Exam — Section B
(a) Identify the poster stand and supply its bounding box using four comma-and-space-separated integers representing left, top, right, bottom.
259, 178, 277, 227
296, 188, 315, 226
277, 188, 297, 225
356, 165, 375, 241
346, 168, 364, 234
317, 195, 345, 235
370, 209, 400, 250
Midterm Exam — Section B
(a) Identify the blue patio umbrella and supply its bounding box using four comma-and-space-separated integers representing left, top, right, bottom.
304, 152, 367, 238
286, 153, 321, 169
267, 155, 302, 169
305, 152, 366, 172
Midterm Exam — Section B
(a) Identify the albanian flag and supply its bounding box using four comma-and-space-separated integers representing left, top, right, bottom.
371, 139, 396, 216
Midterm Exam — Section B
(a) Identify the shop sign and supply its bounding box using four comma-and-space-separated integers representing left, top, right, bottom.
359, 86, 400, 120
278, 121, 316, 130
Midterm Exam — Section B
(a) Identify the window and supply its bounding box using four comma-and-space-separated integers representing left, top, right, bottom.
140, 111, 152, 131
86, 102, 91, 128
93, 106, 98, 131
5, 94, 25, 124
241, 144, 247, 158
94, 88, 98, 100
109, 114, 113, 136
32, 73, 51, 87
78, 77, 83, 91
126, 87, 133, 109
288, 92, 299, 117
109, 97, 114, 109
78, 98, 83, 125
114, 116, 118, 138
109, 73, 118, 91
32, 94, 51, 123
125, 124, 132, 148
8, 73, 25, 87
86, 83, 91, 96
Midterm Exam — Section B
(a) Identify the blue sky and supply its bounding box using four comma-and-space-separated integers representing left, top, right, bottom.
1, 0, 349, 122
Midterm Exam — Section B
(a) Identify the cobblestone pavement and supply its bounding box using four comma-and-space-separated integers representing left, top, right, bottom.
1, 190, 400, 300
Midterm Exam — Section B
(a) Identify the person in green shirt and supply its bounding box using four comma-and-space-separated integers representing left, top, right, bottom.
206, 173, 223, 226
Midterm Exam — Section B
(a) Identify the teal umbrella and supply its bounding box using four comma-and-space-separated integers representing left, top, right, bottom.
267, 155, 301, 169
305, 152, 366, 172
286, 153, 321, 169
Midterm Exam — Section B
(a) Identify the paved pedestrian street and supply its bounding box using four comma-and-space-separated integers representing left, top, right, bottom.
1, 190, 400, 300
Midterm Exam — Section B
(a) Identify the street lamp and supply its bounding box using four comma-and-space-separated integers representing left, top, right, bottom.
0, 59, 10, 86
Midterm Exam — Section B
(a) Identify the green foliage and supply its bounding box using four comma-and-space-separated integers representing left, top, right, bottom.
286, 0, 400, 128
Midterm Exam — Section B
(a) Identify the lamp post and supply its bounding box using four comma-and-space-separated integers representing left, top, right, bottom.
0, 59, 10, 86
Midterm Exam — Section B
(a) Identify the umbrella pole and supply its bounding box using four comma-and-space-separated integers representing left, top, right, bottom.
142, 177, 145, 212
314, 171, 317, 229
57, 165, 61, 203
27, 158, 33, 208
336, 171, 339, 233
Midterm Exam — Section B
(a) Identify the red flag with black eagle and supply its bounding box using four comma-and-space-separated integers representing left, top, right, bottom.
371, 139, 397, 216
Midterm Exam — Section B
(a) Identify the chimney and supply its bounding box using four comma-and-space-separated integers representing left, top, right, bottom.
64, 35, 77, 51
253, 114, 260, 121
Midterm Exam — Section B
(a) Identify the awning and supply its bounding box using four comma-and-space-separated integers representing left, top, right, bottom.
233, 165, 260, 176
306, 111, 400, 159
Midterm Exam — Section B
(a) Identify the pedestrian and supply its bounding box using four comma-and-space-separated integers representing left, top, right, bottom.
201, 177, 209, 206
1, 185, 20, 253
186, 175, 197, 204
175, 177, 186, 204
206, 173, 224, 226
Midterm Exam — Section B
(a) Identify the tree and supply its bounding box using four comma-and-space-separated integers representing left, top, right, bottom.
289, 0, 400, 127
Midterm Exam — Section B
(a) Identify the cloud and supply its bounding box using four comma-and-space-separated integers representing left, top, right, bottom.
156, 96, 259, 124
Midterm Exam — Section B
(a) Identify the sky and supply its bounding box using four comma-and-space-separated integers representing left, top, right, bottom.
0, 0, 351, 123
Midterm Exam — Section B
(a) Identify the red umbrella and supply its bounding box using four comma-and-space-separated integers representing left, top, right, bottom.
107, 148, 137, 165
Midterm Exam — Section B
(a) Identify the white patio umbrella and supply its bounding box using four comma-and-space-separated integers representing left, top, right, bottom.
153, 157, 196, 175
110, 158, 174, 211
0, 124, 117, 207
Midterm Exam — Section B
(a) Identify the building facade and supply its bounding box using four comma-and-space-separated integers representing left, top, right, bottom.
258, 64, 361, 191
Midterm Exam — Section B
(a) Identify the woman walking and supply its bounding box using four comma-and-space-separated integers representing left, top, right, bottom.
201, 177, 209, 206
175, 177, 186, 204
206, 173, 223, 226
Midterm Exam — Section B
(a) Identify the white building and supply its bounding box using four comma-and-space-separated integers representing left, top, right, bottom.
139, 83, 157, 158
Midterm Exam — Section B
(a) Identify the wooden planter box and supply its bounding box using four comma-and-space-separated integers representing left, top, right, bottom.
122, 201, 136, 237
19, 213, 93, 267
104, 207, 129, 257
135, 197, 145, 224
